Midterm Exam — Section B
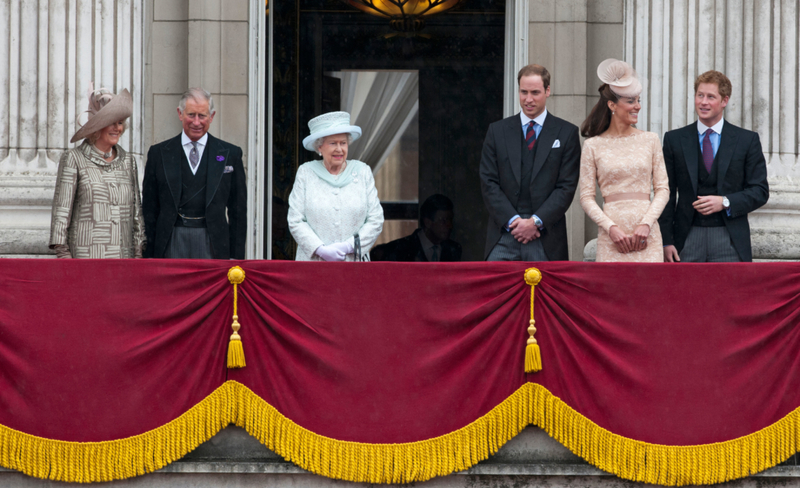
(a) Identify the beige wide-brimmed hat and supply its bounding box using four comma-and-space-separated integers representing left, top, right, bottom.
70, 85, 133, 143
302, 111, 362, 152
597, 58, 642, 99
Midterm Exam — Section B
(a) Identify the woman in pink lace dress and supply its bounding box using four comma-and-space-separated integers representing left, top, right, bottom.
579, 59, 669, 263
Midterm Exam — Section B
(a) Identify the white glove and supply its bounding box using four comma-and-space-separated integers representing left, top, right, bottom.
330, 241, 354, 255
315, 244, 347, 262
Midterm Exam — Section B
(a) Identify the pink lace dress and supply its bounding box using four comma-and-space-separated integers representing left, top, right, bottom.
579, 131, 669, 262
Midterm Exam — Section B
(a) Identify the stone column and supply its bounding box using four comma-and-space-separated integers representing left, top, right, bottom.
624, 0, 800, 260
0, 0, 144, 257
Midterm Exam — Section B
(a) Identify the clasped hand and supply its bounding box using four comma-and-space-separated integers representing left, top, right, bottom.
609, 224, 650, 254
315, 241, 355, 262
509, 217, 540, 244
692, 195, 724, 215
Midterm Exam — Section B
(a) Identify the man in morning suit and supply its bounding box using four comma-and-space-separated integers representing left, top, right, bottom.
142, 88, 247, 259
370, 194, 462, 262
658, 71, 768, 262
480, 64, 580, 261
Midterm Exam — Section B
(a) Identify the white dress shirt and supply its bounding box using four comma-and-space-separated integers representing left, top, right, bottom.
181, 131, 208, 175
417, 229, 438, 262
507, 109, 549, 229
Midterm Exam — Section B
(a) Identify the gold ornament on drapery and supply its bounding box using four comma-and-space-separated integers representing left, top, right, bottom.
524, 268, 542, 373
227, 266, 246, 368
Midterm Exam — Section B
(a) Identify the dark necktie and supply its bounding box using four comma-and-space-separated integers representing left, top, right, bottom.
526, 121, 537, 151
431, 245, 439, 262
189, 141, 199, 171
702, 129, 714, 173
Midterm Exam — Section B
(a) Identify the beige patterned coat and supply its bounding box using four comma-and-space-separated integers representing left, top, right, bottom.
49, 141, 145, 258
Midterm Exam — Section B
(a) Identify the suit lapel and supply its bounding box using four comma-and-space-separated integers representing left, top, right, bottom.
680, 125, 699, 196
205, 134, 228, 208
716, 121, 737, 193
503, 115, 523, 185
162, 135, 183, 209
531, 115, 558, 183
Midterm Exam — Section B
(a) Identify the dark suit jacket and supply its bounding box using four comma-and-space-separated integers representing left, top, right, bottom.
142, 133, 247, 259
479, 112, 580, 260
370, 229, 462, 262
658, 121, 768, 262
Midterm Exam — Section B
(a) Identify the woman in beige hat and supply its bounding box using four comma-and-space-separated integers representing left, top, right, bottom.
288, 111, 384, 261
578, 59, 669, 262
49, 85, 144, 258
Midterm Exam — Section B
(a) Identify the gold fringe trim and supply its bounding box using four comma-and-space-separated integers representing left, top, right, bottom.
0, 382, 235, 483
230, 381, 532, 484
526, 383, 800, 486
0, 381, 798, 485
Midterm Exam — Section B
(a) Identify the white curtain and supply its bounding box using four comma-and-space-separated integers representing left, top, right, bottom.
334, 71, 419, 173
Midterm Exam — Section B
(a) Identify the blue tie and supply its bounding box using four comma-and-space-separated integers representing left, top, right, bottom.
526, 121, 537, 151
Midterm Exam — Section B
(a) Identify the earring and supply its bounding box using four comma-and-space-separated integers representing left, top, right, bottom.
612, 111, 616, 115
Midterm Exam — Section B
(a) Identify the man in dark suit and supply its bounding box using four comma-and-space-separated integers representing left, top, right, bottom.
142, 88, 247, 259
659, 71, 768, 262
371, 194, 462, 262
480, 64, 581, 261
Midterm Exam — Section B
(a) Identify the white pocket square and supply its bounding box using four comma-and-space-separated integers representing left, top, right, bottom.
552, 139, 561, 148
223, 165, 234, 174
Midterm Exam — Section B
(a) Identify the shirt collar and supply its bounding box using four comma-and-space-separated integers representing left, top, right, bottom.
521, 108, 548, 129
417, 228, 436, 250
697, 117, 724, 136
182, 131, 208, 147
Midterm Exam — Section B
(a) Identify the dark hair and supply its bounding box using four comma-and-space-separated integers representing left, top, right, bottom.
419, 194, 454, 228
581, 84, 619, 138
517, 64, 551, 90
694, 70, 732, 99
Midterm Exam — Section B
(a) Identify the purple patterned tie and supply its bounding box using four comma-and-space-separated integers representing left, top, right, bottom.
702, 128, 714, 173
526, 121, 537, 151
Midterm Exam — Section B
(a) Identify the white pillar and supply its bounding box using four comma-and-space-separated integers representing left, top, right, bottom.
0, 0, 145, 257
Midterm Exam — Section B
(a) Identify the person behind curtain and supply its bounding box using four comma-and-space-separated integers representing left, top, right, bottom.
579, 59, 669, 262
288, 111, 384, 261
49, 85, 144, 259
370, 194, 462, 262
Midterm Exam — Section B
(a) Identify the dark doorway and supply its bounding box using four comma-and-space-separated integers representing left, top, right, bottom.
270, 0, 505, 261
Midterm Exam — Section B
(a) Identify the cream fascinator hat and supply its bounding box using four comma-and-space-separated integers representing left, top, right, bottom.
302, 111, 362, 152
70, 83, 133, 143
597, 59, 642, 99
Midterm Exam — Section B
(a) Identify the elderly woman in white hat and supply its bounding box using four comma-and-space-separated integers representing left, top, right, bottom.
578, 59, 669, 262
288, 111, 384, 261
49, 85, 144, 258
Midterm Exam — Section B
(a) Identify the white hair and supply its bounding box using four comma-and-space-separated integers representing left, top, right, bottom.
178, 87, 215, 113
313, 134, 354, 155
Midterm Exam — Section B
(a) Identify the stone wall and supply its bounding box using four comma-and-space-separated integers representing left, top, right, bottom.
146, 0, 250, 153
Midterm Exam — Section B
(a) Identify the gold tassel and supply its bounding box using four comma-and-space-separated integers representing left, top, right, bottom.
227, 266, 246, 368
525, 342, 541, 372
524, 268, 542, 373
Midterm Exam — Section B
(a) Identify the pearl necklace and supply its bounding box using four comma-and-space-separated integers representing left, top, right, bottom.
91, 144, 114, 159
